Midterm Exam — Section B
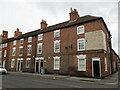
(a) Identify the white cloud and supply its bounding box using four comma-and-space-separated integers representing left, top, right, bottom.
0, 1, 119, 54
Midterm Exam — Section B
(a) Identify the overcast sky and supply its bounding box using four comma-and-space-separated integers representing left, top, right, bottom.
0, 0, 119, 54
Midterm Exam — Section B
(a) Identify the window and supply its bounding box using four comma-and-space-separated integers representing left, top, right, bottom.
54, 40, 60, 53
54, 30, 60, 38
28, 37, 32, 42
53, 56, 60, 70
19, 46, 23, 56
12, 47, 16, 56
37, 43, 42, 54
27, 45, 32, 55
20, 39, 24, 44
104, 57, 107, 71
77, 55, 86, 71
11, 59, 15, 68
0, 44, 2, 48
3, 60, 5, 67
77, 38, 85, 51
4, 50, 7, 57
3, 43, 7, 48
0, 51, 2, 57
77, 25, 84, 35
26, 58, 31, 68
13, 40, 16, 45
38, 34, 43, 41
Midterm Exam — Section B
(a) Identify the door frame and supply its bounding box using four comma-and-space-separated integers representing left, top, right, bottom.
35, 57, 44, 73
92, 57, 101, 77
16, 58, 23, 71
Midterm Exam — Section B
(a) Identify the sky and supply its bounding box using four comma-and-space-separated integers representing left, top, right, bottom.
0, 0, 119, 55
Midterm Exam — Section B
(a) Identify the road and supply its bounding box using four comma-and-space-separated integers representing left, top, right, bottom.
2, 74, 118, 88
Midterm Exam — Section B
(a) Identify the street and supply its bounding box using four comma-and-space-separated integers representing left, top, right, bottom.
2, 73, 118, 88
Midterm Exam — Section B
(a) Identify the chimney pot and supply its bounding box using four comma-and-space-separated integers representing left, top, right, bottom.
69, 8, 80, 21
40, 19, 47, 29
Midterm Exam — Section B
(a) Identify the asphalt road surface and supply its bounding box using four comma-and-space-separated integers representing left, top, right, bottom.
2, 74, 118, 89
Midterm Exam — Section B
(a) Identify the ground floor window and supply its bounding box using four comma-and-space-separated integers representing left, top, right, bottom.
26, 60, 31, 68
11, 59, 15, 68
77, 55, 86, 71
53, 56, 60, 70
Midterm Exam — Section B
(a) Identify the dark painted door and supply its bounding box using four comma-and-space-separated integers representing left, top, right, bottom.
36, 62, 39, 72
93, 61, 100, 77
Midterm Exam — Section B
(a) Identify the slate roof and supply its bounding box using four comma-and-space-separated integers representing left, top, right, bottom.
2, 15, 104, 43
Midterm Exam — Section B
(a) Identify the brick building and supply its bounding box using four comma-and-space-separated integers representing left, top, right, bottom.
0, 8, 119, 78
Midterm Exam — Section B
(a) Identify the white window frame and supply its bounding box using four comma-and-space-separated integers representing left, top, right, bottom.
27, 45, 32, 56
53, 56, 60, 70
4, 50, 7, 57
77, 38, 85, 51
104, 57, 107, 71
54, 40, 60, 53
37, 43, 43, 54
77, 55, 86, 71
54, 30, 60, 38
11, 59, 15, 68
0, 44, 2, 48
19, 46, 23, 56
12, 47, 16, 56
26, 58, 31, 68
13, 40, 16, 45
28, 37, 32, 43
77, 25, 84, 35
20, 39, 24, 44
38, 34, 43, 41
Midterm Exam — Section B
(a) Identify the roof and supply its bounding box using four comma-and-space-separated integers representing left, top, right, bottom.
2, 15, 102, 43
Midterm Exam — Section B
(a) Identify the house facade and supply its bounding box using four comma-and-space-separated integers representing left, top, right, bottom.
0, 8, 119, 78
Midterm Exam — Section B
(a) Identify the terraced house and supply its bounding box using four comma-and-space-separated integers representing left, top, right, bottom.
0, 8, 119, 78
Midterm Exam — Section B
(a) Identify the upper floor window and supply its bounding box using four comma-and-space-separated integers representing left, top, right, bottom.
77, 38, 85, 51
19, 46, 23, 56
77, 55, 86, 71
4, 50, 7, 57
27, 45, 32, 55
3, 43, 7, 48
53, 56, 60, 70
12, 47, 16, 56
37, 43, 42, 54
77, 25, 84, 35
20, 39, 24, 44
54, 30, 60, 38
13, 40, 16, 45
54, 40, 60, 53
38, 34, 43, 41
28, 37, 32, 43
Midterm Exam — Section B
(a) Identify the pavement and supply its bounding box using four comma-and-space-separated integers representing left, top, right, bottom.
7, 71, 119, 85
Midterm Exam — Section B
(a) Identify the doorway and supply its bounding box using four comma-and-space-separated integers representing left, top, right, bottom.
93, 61, 100, 77
35, 59, 44, 73
17, 60, 23, 71
92, 58, 101, 78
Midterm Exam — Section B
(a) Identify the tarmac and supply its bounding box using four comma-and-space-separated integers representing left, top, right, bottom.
7, 71, 119, 85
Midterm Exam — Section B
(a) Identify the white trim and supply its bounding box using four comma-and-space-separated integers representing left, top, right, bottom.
26, 58, 31, 60
38, 34, 43, 41
54, 40, 60, 53
92, 57, 101, 77
54, 30, 60, 38
37, 43, 43, 54
77, 25, 84, 35
77, 38, 85, 51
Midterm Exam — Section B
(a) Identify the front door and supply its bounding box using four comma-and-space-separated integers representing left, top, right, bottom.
40, 60, 43, 73
93, 61, 100, 77
17, 60, 23, 71
35, 61, 39, 73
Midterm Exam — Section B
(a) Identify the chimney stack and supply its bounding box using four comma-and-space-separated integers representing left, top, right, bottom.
14, 28, 22, 37
2, 30, 8, 40
69, 8, 80, 21
40, 20, 47, 29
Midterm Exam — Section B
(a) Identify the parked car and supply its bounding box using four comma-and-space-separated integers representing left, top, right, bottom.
0, 66, 7, 74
